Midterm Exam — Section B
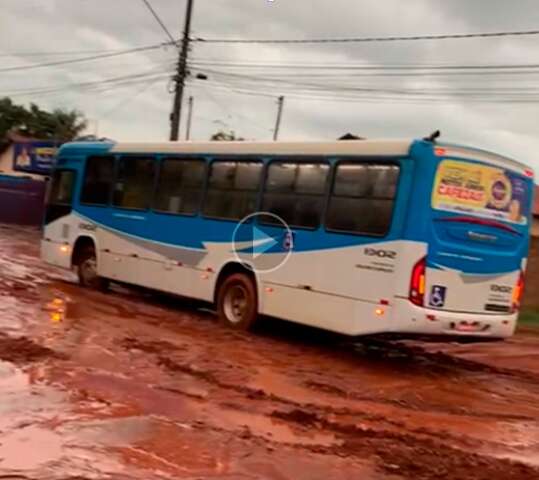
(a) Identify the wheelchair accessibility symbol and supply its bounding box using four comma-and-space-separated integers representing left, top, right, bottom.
283, 231, 294, 251
429, 285, 447, 308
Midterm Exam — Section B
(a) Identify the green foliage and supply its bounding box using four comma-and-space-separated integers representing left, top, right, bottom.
210, 130, 244, 141
519, 310, 539, 325
0, 97, 88, 142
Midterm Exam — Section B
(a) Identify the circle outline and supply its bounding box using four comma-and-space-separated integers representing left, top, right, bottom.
231, 211, 294, 274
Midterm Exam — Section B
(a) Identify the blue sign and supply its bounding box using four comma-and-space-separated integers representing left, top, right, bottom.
13, 142, 59, 175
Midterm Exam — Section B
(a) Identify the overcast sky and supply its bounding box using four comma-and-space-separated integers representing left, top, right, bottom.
1, 0, 539, 173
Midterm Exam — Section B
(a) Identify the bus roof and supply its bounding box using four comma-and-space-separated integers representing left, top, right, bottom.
437, 142, 533, 177
106, 140, 412, 157
59, 139, 533, 176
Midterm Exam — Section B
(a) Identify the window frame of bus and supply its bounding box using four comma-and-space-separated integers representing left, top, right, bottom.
112, 155, 157, 212
80, 155, 115, 208
201, 158, 264, 222
152, 156, 207, 218
48, 168, 77, 207
45, 168, 77, 225
259, 158, 331, 231
325, 159, 401, 238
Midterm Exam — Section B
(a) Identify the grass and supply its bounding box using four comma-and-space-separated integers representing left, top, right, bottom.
519, 310, 539, 326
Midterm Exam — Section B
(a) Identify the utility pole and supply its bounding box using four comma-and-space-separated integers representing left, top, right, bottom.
186, 96, 194, 140
170, 0, 195, 141
273, 95, 285, 141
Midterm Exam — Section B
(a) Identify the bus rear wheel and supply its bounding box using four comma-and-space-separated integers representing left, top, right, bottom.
77, 245, 109, 291
217, 273, 258, 330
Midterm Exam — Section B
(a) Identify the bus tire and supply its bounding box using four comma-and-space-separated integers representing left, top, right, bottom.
217, 273, 258, 330
77, 244, 109, 292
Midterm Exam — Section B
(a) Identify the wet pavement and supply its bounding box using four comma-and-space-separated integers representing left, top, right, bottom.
0, 223, 539, 479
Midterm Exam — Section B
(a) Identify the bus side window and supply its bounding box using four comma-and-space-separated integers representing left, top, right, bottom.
203, 161, 263, 220
326, 163, 400, 237
81, 156, 114, 206
113, 157, 155, 211
261, 161, 329, 229
154, 158, 206, 215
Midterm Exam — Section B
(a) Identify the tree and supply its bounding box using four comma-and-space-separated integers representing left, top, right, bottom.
0, 98, 28, 138
0, 97, 88, 142
210, 130, 244, 141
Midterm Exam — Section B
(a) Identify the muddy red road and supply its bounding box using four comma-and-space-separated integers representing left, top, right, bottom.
1, 224, 539, 480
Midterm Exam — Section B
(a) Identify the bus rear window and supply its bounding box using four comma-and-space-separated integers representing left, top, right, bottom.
432, 159, 530, 225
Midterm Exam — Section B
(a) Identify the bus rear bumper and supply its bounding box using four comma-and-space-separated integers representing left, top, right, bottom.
393, 298, 517, 339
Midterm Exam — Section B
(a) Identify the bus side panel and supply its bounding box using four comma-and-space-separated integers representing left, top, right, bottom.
260, 284, 394, 336
93, 220, 211, 301
260, 157, 418, 335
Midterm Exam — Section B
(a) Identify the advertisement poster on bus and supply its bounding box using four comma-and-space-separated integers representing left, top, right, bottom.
12, 142, 58, 175
432, 159, 530, 225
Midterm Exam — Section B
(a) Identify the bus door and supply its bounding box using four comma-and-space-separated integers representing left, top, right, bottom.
425, 158, 531, 320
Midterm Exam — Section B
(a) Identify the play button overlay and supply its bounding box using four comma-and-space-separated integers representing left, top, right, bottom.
251, 226, 279, 259
232, 212, 293, 273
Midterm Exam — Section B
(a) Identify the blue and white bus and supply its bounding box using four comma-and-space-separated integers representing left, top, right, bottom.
41, 138, 535, 338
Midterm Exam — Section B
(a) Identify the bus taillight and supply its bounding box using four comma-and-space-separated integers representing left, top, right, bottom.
409, 257, 426, 307
512, 271, 525, 313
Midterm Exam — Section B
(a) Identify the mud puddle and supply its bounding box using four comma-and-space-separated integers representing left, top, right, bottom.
1, 225, 539, 479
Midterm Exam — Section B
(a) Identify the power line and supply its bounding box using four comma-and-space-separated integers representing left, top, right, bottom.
186, 84, 274, 135
192, 67, 539, 95
2, 66, 173, 97
198, 82, 539, 104
0, 42, 175, 73
8, 75, 170, 102
141, 0, 178, 46
188, 76, 539, 104
0, 49, 125, 58
191, 60, 539, 71
194, 64, 539, 79
100, 75, 164, 118
194, 29, 539, 45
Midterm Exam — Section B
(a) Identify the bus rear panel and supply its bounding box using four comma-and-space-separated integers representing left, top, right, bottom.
394, 142, 533, 338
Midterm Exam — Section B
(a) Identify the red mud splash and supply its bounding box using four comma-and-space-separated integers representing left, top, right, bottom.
0, 225, 538, 479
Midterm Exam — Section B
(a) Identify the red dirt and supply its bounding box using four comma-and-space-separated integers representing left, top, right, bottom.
0, 225, 538, 479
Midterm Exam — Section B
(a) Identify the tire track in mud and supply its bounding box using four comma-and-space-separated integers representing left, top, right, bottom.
119, 335, 539, 422
352, 338, 539, 386
120, 329, 539, 421
118, 337, 539, 480
303, 376, 538, 421
0, 334, 66, 364
271, 409, 539, 480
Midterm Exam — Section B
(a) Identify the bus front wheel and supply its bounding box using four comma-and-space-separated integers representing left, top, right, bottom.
217, 273, 258, 330
76, 244, 109, 292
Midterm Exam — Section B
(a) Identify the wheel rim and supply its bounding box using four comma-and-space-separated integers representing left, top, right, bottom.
223, 284, 249, 324
80, 257, 98, 286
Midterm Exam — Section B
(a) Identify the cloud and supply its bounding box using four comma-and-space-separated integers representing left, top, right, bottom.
0, 0, 537, 173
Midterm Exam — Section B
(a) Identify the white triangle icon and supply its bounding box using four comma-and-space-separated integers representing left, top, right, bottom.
251, 227, 279, 259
